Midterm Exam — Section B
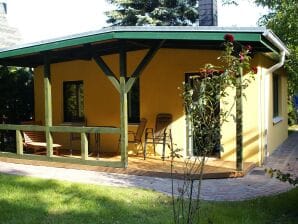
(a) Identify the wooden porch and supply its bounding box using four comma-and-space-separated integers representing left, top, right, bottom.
0, 151, 255, 179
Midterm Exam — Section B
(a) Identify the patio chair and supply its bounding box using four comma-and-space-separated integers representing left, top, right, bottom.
144, 113, 173, 160
21, 121, 61, 155
127, 118, 147, 156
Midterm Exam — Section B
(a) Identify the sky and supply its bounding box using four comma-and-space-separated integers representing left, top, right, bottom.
4, 0, 268, 44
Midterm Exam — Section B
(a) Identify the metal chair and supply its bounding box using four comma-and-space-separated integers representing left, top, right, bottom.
127, 118, 147, 156
144, 113, 173, 160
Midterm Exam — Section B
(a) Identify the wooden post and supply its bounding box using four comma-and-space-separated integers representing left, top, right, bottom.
81, 132, 88, 160
93, 56, 120, 92
125, 40, 165, 93
16, 130, 23, 155
120, 78, 128, 167
43, 55, 54, 157
236, 67, 243, 171
119, 45, 128, 167
92, 40, 164, 168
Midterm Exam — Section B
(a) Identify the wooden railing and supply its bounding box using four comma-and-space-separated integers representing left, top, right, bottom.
0, 124, 123, 167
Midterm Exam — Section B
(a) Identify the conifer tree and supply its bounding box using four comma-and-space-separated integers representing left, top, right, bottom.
106, 0, 199, 26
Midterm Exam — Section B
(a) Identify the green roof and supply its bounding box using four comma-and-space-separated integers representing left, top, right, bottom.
0, 26, 285, 67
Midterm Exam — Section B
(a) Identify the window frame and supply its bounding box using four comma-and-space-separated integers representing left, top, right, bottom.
272, 73, 284, 125
272, 74, 280, 118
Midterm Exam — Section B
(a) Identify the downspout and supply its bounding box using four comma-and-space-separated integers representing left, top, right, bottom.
263, 30, 289, 72
261, 30, 289, 164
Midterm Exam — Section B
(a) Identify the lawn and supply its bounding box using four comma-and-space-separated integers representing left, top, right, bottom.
0, 173, 297, 224
288, 124, 298, 135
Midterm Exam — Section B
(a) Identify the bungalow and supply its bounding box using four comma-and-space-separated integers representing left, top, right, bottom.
0, 27, 289, 169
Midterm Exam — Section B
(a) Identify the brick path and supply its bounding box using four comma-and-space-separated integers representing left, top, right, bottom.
0, 132, 297, 201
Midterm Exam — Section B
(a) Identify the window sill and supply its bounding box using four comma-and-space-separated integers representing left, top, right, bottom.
273, 116, 283, 125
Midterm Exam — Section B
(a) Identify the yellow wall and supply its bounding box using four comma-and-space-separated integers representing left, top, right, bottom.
34, 49, 288, 164
35, 58, 121, 152
266, 70, 288, 155
256, 54, 288, 158
220, 57, 260, 163
35, 49, 225, 155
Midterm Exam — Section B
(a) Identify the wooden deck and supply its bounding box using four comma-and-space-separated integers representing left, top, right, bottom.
0, 149, 255, 179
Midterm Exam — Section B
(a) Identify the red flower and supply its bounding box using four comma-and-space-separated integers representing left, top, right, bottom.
251, 67, 258, 74
245, 45, 252, 52
239, 53, 244, 62
224, 33, 234, 42
206, 69, 214, 74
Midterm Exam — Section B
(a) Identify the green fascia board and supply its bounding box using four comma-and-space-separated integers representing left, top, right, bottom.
114, 31, 261, 42
0, 29, 262, 60
0, 32, 115, 59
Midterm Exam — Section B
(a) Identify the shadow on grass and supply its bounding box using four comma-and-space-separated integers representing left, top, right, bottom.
0, 174, 172, 224
1, 174, 298, 224
289, 129, 298, 136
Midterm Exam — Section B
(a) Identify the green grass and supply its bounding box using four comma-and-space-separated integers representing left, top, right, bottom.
289, 124, 298, 135
200, 189, 298, 224
0, 173, 297, 224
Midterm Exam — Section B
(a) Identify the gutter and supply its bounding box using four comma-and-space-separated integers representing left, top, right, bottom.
260, 30, 290, 164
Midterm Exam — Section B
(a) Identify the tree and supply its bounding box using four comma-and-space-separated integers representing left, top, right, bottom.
0, 66, 34, 124
172, 66, 226, 223
171, 35, 255, 223
223, 0, 298, 123
255, 0, 298, 124
0, 66, 34, 151
105, 0, 199, 26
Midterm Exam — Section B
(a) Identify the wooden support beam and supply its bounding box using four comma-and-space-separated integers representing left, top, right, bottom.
120, 77, 128, 168
236, 67, 243, 171
49, 126, 120, 134
0, 124, 45, 131
93, 56, 120, 92
0, 152, 124, 168
81, 132, 88, 160
125, 40, 165, 93
119, 44, 128, 168
16, 130, 23, 155
120, 42, 127, 79
43, 54, 54, 157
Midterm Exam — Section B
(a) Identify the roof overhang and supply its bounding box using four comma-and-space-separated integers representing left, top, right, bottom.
0, 26, 288, 67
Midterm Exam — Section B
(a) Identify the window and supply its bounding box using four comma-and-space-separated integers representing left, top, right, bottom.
63, 81, 84, 122
127, 79, 140, 123
273, 74, 280, 118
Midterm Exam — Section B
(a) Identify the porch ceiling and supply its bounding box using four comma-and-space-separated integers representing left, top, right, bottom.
0, 26, 279, 67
